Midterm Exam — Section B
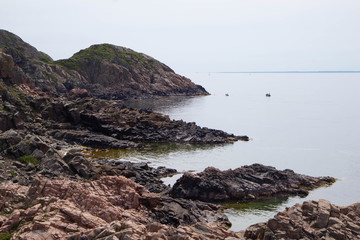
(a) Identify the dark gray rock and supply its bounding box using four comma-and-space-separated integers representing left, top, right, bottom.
0, 51, 14, 79
0, 129, 24, 151
170, 164, 336, 202
140, 194, 231, 228
94, 159, 177, 193
63, 150, 95, 179
41, 97, 248, 145
50, 129, 141, 149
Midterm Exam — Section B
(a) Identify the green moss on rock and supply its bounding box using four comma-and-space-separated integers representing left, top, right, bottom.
20, 155, 38, 165
0, 233, 13, 240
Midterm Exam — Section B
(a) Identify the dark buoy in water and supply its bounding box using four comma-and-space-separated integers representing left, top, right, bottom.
266, 93, 271, 97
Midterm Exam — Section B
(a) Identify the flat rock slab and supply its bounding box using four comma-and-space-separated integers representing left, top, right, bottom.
170, 163, 335, 202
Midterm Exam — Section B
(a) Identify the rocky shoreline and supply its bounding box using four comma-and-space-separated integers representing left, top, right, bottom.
244, 199, 360, 239
1, 30, 359, 239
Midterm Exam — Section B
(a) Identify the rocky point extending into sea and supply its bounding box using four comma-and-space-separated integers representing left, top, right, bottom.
0, 29, 359, 239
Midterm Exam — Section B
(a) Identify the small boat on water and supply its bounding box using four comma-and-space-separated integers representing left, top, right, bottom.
266, 93, 271, 97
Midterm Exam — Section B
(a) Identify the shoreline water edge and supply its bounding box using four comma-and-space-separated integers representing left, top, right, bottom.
0, 30, 359, 239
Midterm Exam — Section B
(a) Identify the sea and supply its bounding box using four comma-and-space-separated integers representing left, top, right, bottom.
116, 72, 360, 231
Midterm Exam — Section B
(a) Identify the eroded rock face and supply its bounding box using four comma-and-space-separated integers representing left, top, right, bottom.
170, 164, 335, 202
244, 199, 360, 240
0, 176, 242, 239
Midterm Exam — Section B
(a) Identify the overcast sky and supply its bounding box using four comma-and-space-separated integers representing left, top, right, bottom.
1, 0, 359, 74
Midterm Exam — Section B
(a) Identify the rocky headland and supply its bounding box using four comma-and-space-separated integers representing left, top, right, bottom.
0, 29, 208, 100
1, 29, 358, 239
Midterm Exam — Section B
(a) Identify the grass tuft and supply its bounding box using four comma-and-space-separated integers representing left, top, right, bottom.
19, 155, 38, 165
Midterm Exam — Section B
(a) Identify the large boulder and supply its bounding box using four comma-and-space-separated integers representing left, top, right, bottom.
170, 164, 336, 202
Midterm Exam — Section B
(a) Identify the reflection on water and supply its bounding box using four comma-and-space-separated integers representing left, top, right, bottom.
223, 196, 291, 230
223, 196, 289, 212
84, 142, 225, 167
123, 96, 203, 114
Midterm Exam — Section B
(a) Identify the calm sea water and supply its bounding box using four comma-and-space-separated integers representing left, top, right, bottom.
119, 72, 360, 230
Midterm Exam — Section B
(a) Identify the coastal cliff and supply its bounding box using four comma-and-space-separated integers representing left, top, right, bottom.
55, 44, 208, 98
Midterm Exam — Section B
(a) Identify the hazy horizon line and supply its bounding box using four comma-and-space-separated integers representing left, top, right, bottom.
213, 71, 360, 74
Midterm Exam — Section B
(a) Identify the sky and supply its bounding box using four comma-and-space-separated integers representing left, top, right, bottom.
1, 0, 360, 74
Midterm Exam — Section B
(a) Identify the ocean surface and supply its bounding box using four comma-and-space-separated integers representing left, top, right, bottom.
117, 72, 360, 231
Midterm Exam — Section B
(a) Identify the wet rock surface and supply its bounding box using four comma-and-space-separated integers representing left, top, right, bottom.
170, 164, 336, 202
244, 199, 360, 240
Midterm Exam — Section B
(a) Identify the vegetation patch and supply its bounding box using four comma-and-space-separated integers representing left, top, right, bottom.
7, 86, 26, 102
54, 43, 155, 71
55, 44, 118, 71
55, 58, 81, 71
19, 155, 38, 165
0, 233, 13, 240
38, 52, 53, 63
